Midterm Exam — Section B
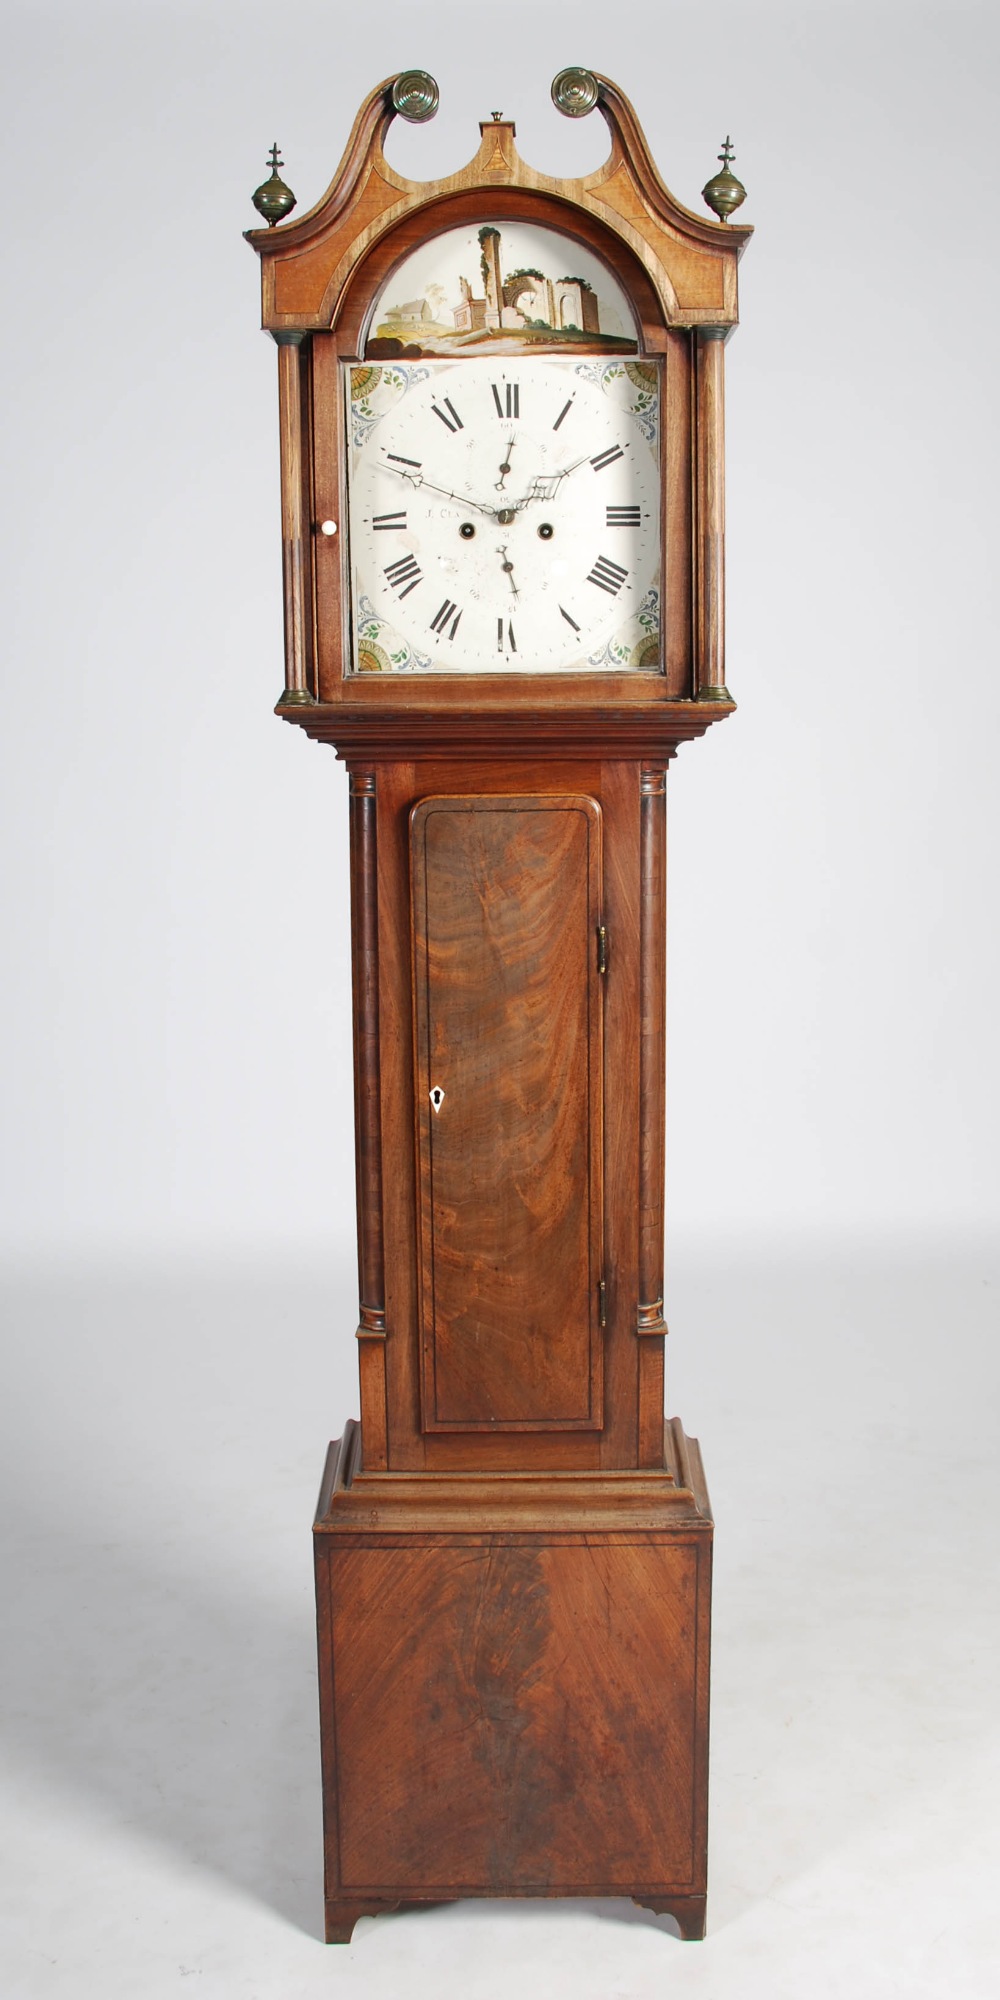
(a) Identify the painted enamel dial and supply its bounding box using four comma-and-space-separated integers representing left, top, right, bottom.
346, 358, 662, 674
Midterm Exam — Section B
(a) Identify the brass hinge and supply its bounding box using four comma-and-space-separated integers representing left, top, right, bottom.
598, 1278, 607, 1329
597, 924, 608, 974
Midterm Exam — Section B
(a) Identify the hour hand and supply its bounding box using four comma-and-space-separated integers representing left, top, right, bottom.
507, 455, 592, 513
523, 473, 561, 506
524, 455, 591, 504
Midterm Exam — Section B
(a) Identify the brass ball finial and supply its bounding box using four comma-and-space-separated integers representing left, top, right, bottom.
391, 70, 440, 122
551, 68, 600, 118
251, 144, 296, 228
702, 136, 747, 222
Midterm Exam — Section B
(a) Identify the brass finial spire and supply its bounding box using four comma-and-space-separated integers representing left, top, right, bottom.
701, 136, 747, 222
251, 144, 296, 228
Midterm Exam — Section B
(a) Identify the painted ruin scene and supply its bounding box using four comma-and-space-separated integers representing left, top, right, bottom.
365, 222, 638, 358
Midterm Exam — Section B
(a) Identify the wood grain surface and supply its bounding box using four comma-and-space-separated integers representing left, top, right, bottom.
695, 328, 728, 695
331, 1539, 702, 1892
411, 796, 603, 1431
349, 768, 389, 1470
347, 757, 659, 1475
313, 1425, 712, 1938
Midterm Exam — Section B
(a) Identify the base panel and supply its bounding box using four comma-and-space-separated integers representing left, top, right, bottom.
314, 1420, 712, 1941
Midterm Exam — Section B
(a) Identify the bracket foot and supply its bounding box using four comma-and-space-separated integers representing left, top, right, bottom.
633, 1893, 706, 1939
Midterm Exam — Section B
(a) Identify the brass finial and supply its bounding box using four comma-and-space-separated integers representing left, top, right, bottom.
702, 137, 747, 222
251, 144, 296, 227
551, 68, 600, 118
390, 70, 440, 122
491, 110, 503, 122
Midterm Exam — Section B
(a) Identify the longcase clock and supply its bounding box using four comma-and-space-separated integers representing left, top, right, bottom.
247, 68, 750, 1943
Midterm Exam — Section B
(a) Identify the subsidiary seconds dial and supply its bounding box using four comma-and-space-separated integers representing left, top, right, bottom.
346, 357, 661, 674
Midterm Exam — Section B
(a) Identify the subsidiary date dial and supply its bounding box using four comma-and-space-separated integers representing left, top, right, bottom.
346, 358, 661, 674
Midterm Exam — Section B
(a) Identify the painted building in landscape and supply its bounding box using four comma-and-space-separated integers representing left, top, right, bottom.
451, 229, 600, 336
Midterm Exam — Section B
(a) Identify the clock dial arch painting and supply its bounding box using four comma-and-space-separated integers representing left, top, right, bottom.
363, 219, 639, 358
346, 353, 662, 674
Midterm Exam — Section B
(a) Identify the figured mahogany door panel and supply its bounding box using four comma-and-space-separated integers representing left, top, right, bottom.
328, 1538, 705, 1894
411, 795, 604, 1431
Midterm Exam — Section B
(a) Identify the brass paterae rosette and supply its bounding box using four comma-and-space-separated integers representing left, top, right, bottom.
391, 71, 440, 123
551, 68, 600, 118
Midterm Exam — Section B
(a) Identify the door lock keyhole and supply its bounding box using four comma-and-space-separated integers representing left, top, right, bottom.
429, 1085, 445, 1114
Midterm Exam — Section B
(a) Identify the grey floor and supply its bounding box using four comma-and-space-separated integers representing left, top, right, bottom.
2, 1236, 997, 1998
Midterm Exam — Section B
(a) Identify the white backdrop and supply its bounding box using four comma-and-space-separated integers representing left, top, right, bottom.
2, 6, 999, 1999
2, 0, 997, 1262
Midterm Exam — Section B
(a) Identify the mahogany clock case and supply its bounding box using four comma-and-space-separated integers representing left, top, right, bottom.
246, 73, 750, 1945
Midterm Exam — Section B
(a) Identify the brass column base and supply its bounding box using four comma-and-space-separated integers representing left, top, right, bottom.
275, 686, 316, 707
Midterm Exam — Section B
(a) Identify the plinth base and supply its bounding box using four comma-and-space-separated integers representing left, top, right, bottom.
324, 1891, 706, 1945
314, 1420, 712, 1943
